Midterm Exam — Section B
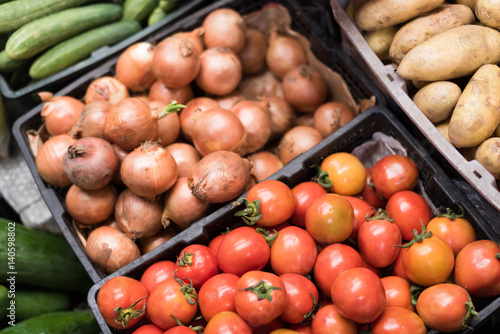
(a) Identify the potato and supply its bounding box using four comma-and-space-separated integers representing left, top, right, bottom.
345, 0, 370, 21
436, 120, 451, 142
475, 137, 500, 179
456, 0, 475, 10
397, 25, 500, 81
448, 64, 500, 148
355, 0, 445, 31
365, 25, 399, 61
389, 4, 475, 65
475, 0, 500, 30
412, 81, 462, 123
495, 123, 500, 137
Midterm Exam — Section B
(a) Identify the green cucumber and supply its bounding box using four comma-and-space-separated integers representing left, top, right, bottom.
148, 5, 168, 26
0, 219, 93, 293
0, 309, 99, 334
159, 0, 177, 12
0, 50, 32, 73
5, 3, 123, 60
30, 20, 141, 80
0, 0, 90, 34
15, 288, 72, 320
123, 0, 159, 23
0, 285, 8, 320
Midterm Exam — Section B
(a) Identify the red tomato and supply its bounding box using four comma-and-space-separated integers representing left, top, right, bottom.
174, 244, 219, 290
305, 193, 354, 244
370, 307, 426, 334
234, 270, 287, 326
371, 154, 418, 199
140, 260, 177, 294
287, 324, 312, 334
313, 243, 363, 297
208, 233, 226, 256
132, 324, 165, 334
380, 276, 415, 311
343, 196, 373, 241
385, 191, 431, 241
454, 239, 500, 298
270, 226, 317, 276
416, 283, 477, 332
392, 250, 411, 282
278, 273, 319, 324
198, 273, 239, 322
217, 226, 270, 276
310, 304, 357, 334
252, 317, 285, 334
360, 168, 387, 208
289, 181, 327, 228
204, 311, 252, 334
361, 256, 383, 277
97, 276, 148, 329
319, 152, 367, 196
331, 267, 386, 324
163, 327, 197, 334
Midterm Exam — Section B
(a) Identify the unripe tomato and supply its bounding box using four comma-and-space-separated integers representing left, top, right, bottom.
319, 152, 366, 196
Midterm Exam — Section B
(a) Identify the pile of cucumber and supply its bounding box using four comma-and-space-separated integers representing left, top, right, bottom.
0, 0, 179, 85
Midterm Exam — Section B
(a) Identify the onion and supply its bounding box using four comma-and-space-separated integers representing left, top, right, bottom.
111, 143, 129, 186
196, 46, 242, 96
213, 90, 246, 110
248, 151, 284, 182
313, 101, 355, 138
148, 81, 194, 105
191, 106, 247, 156
38, 91, 53, 102
115, 188, 164, 240
266, 29, 307, 79
149, 100, 181, 147
165, 142, 201, 178
179, 97, 219, 142
121, 141, 178, 199
202, 8, 246, 53
97, 216, 121, 231
35, 134, 77, 187
115, 42, 155, 92
278, 126, 323, 164
63, 137, 118, 190
230, 100, 272, 154
171, 27, 204, 55
261, 96, 294, 138
282, 65, 328, 112
239, 70, 284, 100
69, 100, 112, 140
84, 76, 130, 105
189, 150, 252, 203
65, 183, 117, 225
294, 113, 314, 127
238, 28, 268, 74
85, 226, 141, 274
152, 36, 200, 88
162, 177, 211, 228
41, 96, 84, 136
137, 225, 178, 254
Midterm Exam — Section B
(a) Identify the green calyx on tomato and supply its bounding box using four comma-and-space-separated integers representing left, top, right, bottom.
234, 198, 263, 225
311, 163, 333, 189
255, 227, 278, 246
409, 284, 424, 308
396, 221, 431, 249
301, 292, 319, 323
240, 279, 282, 302
170, 314, 204, 333
436, 204, 465, 220
462, 293, 479, 330
172, 271, 198, 305
113, 294, 147, 329
365, 208, 394, 222
177, 251, 194, 266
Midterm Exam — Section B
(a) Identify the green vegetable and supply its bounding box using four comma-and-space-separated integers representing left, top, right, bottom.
14, 288, 72, 320
0, 93, 9, 159
0, 50, 32, 73
123, 0, 159, 23
0, 285, 8, 320
148, 5, 168, 26
159, 0, 177, 12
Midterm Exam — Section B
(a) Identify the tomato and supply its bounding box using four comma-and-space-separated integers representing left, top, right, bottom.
237, 180, 295, 227
361, 256, 383, 277
331, 267, 386, 324
147, 277, 198, 330
270, 226, 317, 276
454, 239, 500, 298
416, 283, 477, 332
289, 181, 327, 228
198, 273, 239, 322
385, 191, 431, 241
318, 152, 366, 195
278, 273, 319, 324
252, 317, 285, 334
391, 250, 411, 282
287, 324, 312, 334
343, 196, 373, 241
234, 270, 287, 326
305, 193, 354, 244
174, 244, 219, 290
371, 154, 418, 199
163, 326, 197, 334
208, 232, 226, 256
140, 260, 177, 294
310, 304, 357, 334
380, 276, 414, 311
217, 226, 270, 276
313, 243, 363, 297
131, 324, 165, 334
370, 307, 426, 334
204, 311, 252, 334
97, 276, 148, 329
360, 168, 387, 208
269, 329, 300, 334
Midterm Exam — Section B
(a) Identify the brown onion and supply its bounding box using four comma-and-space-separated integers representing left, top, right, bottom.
191, 106, 247, 156
137, 225, 178, 254
84, 76, 130, 105
266, 29, 307, 79
85, 226, 140, 274
261, 96, 294, 138
111, 143, 129, 186
278, 126, 323, 164
213, 90, 246, 110
149, 100, 181, 146
231, 100, 271, 154
313, 101, 355, 138
121, 141, 178, 199
69, 100, 112, 140
248, 151, 284, 183
148, 81, 194, 105
115, 42, 155, 92
65, 183, 117, 225
162, 177, 211, 228
189, 150, 252, 203
202, 8, 246, 53
238, 28, 268, 74
152, 36, 200, 88
165, 142, 201, 178
171, 27, 204, 55
115, 188, 164, 240
196, 46, 242, 96
41, 96, 84, 136
179, 97, 219, 142
294, 113, 314, 127
97, 216, 121, 231
239, 70, 284, 100
35, 134, 77, 187
282, 65, 328, 112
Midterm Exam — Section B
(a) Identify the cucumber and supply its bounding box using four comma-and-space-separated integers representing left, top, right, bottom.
30, 20, 141, 80
0, 285, 8, 320
0, 34, 9, 50
123, 0, 159, 23
159, 0, 177, 12
15, 288, 72, 320
0, 50, 31, 73
0, 219, 93, 293
5, 3, 123, 60
148, 5, 168, 26
0, 310, 99, 334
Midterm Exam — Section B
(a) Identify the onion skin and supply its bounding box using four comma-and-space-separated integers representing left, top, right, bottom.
35, 134, 76, 188
202, 8, 246, 53
239, 70, 284, 100
313, 101, 355, 138
248, 151, 284, 183
165, 142, 201, 178
213, 90, 246, 110
84, 76, 130, 105
148, 81, 194, 105
196, 46, 242, 96
138, 225, 178, 254
85, 226, 141, 274
180, 97, 219, 142
65, 183, 117, 225
261, 96, 294, 138
149, 100, 181, 147
238, 28, 268, 74
115, 42, 155, 92
278, 126, 323, 165
189, 150, 252, 204
69, 100, 112, 140
41, 96, 84, 136
171, 27, 205, 55
282, 65, 328, 113
111, 143, 129, 186
231, 100, 272, 154
266, 30, 307, 80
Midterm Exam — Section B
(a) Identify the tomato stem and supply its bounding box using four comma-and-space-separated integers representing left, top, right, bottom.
240, 279, 281, 301
234, 198, 263, 225
172, 270, 198, 305
409, 284, 423, 308
176, 251, 194, 267
255, 227, 278, 246
157, 100, 187, 119
170, 315, 205, 334
436, 204, 465, 220
311, 163, 333, 189
365, 208, 394, 222
301, 292, 318, 323
395, 220, 431, 249
114, 294, 147, 329
462, 293, 478, 330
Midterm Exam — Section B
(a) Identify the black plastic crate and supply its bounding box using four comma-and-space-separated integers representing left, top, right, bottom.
86, 106, 500, 334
